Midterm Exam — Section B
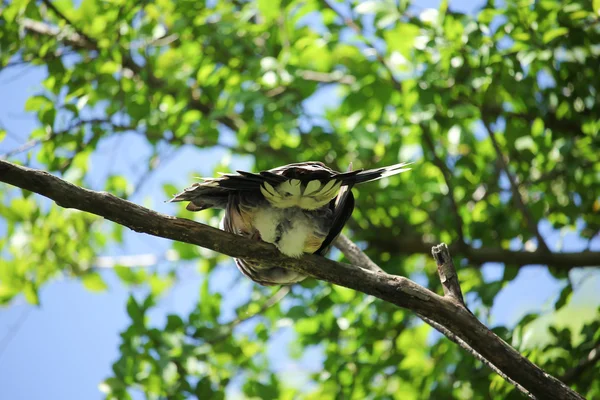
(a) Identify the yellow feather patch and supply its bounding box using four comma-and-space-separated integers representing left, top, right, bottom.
320, 179, 336, 194
262, 181, 277, 196
304, 234, 325, 253
260, 179, 342, 210
303, 180, 321, 196
260, 185, 279, 202
319, 181, 342, 200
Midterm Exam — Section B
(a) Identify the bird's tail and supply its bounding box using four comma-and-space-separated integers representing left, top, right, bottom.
336, 162, 412, 186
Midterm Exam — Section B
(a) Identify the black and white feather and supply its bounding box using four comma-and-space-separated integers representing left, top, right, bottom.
169, 161, 410, 286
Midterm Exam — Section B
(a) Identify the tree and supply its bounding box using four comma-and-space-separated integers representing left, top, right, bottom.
1, 0, 599, 399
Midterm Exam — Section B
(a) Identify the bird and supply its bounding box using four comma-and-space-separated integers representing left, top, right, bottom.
168, 161, 410, 286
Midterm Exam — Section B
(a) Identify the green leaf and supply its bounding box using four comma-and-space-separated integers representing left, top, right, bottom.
149, 273, 173, 297
531, 118, 545, 136
332, 285, 355, 302
105, 175, 130, 196
502, 266, 519, 282
98, 377, 127, 394
163, 183, 179, 198
554, 284, 573, 310
257, 0, 282, 23
385, 24, 420, 57
82, 271, 109, 292
195, 377, 216, 397
99, 61, 120, 74
296, 318, 319, 335
114, 266, 148, 285
542, 27, 568, 43
355, 0, 389, 14
126, 295, 145, 329
514, 136, 537, 152
24, 95, 52, 112
172, 241, 199, 260
23, 282, 39, 305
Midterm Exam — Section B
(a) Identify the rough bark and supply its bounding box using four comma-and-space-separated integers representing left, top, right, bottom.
0, 159, 586, 399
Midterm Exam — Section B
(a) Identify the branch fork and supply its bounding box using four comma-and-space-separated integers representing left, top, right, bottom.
0, 159, 584, 400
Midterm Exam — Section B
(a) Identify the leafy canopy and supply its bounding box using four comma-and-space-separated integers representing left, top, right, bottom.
0, 0, 599, 398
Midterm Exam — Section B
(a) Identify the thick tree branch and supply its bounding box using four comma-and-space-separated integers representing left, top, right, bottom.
335, 232, 530, 395
0, 159, 584, 399
337, 233, 532, 396
417, 313, 534, 399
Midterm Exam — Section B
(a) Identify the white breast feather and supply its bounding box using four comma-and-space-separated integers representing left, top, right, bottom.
277, 217, 313, 258
253, 208, 281, 243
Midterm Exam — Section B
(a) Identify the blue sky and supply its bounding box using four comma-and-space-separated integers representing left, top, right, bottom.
1, 1, 600, 399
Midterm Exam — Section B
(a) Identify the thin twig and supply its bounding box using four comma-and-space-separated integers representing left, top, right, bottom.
561, 341, 600, 385
0, 307, 32, 360
334, 233, 385, 273
421, 126, 467, 249
0, 119, 135, 159
297, 69, 356, 85
483, 122, 550, 254
320, 0, 401, 90
201, 286, 290, 344
21, 18, 95, 50
40, 0, 98, 46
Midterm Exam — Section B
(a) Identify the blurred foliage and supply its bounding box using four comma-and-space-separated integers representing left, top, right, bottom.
1, 0, 599, 398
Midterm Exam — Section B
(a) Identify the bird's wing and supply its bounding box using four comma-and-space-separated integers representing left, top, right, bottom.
315, 165, 356, 255
168, 161, 411, 212
168, 161, 341, 211
166, 172, 281, 211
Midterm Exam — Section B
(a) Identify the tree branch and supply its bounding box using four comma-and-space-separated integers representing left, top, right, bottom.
334, 233, 385, 273
199, 286, 290, 345
417, 313, 535, 399
421, 126, 467, 250
21, 18, 95, 50
370, 236, 600, 269
322, 229, 532, 399
19, 18, 243, 133
483, 122, 551, 254
561, 341, 600, 385
297, 69, 356, 85
321, 0, 401, 89
40, 0, 98, 46
432, 243, 465, 305
0, 159, 585, 399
